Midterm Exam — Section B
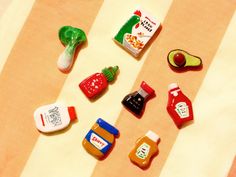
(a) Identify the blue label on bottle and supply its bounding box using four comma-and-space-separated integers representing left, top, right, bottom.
85, 130, 112, 154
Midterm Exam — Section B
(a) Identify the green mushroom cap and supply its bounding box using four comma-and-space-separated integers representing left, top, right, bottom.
102, 66, 119, 82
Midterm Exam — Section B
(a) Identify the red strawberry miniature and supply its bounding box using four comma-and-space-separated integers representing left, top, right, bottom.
79, 66, 119, 99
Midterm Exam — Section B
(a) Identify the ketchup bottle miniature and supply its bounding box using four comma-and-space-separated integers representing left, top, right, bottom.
122, 81, 155, 116
167, 83, 194, 128
34, 103, 77, 133
79, 66, 119, 99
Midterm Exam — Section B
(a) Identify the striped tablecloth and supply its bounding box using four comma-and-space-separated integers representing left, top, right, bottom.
0, 0, 236, 177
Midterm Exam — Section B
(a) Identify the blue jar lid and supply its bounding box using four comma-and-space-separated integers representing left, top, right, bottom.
96, 118, 119, 136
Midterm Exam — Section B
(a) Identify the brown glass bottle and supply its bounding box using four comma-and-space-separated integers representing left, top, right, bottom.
122, 81, 155, 116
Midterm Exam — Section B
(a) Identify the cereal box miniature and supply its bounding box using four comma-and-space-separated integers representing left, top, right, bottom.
114, 8, 160, 57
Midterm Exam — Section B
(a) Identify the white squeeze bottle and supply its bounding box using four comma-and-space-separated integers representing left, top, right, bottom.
34, 103, 77, 133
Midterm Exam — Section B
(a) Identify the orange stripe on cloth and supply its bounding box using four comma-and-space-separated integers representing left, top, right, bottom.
228, 156, 236, 177
0, 1, 103, 177
91, 0, 235, 177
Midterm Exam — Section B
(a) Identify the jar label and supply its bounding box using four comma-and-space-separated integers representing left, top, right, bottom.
136, 143, 150, 159
175, 102, 189, 118
85, 130, 112, 154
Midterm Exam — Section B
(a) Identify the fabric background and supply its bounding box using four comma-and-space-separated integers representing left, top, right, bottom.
0, 0, 235, 177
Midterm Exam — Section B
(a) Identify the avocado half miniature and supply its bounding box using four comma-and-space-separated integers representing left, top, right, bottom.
167, 49, 202, 69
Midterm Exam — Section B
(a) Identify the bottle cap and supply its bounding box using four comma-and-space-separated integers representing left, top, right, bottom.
145, 130, 160, 143
68, 106, 77, 121
140, 81, 155, 95
168, 83, 179, 91
102, 66, 119, 82
96, 118, 119, 136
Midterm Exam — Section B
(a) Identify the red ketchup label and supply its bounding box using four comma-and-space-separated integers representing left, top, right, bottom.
167, 83, 193, 128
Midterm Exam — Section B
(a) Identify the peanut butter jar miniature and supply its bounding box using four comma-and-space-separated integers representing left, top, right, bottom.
83, 118, 119, 159
129, 131, 160, 169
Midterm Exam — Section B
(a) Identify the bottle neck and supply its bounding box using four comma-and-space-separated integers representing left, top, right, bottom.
138, 88, 149, 99
169, 88, 182, 97
145, 130, 159, 143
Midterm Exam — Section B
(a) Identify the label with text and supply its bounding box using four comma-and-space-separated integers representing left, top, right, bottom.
85, 130, 112, 154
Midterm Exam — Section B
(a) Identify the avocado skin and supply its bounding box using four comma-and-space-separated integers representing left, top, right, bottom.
167, 49, 202, 69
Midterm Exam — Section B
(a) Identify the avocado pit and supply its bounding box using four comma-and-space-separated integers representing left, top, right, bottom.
173, 52, 186, 67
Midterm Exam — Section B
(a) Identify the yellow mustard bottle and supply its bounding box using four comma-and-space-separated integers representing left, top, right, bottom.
129, 131, 160, 169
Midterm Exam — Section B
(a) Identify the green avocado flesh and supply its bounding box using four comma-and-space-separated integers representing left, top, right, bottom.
168, 50, 202, 68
